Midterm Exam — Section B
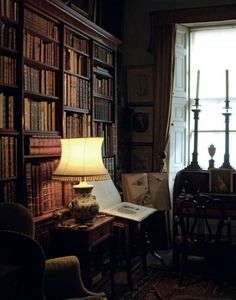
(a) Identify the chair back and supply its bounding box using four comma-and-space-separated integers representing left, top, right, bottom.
0, 202, 35, 238
0, 230, 45, 300
175, 193, 232, 285
176, 193, 226, 248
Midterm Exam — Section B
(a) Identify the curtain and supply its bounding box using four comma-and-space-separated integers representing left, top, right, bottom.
150, 24, 176, 172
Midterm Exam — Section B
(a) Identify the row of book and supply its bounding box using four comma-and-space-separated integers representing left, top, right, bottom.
0, 20, 16, 50
62, 182, 75, 207
103, 156, 115, 182
63, 112, 91, 138
92, 122, 116, 156
93, 44, 113, 66
0, 180, 16, 203
93, 74, 113, 98
23, 30, 60, 68
64, 48, 90, 77
24, 9, 59, 41
25, 160, 63, 217
104, 123, 116, 156
0, 0, 19, 22
93, 97, 112, 122
24, 98, 56, 131
0, 136, 17, 179
64, 28, 89, 54
27, 135, 61, 156
0, 93, 14, 129
24, 65, 57, 96
0, 55, 16, 85
93, 66, 111, 76
64, 73, 91, 109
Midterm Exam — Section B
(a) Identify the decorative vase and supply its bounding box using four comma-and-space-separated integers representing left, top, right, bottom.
208, 144, 216, 169
68, 185, 99, 223
208, 144, 216, 158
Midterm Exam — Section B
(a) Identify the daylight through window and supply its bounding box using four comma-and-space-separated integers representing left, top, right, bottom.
190, 26, 236, 169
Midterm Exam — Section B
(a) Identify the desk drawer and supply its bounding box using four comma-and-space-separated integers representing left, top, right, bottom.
90, 222, 111, 247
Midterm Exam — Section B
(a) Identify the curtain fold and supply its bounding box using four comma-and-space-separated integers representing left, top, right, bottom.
151, 24, 176, 172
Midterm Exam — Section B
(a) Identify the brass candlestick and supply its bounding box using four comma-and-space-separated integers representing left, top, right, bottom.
221, 98, 233, 169
221, 70, 233, 169
185, 97, 202, 171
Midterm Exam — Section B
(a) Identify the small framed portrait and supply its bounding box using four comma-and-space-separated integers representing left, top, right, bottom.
130, 106, 153, 143
131, 146, 153, 173
127, 65, 153, 105
209, 168, 233, 193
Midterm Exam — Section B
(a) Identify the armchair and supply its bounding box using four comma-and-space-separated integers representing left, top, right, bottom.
0, 202, 107, 300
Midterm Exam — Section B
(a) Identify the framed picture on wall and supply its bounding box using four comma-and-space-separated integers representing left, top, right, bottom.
130, 106, 153, 143
131, 146, 153, 173
209, 168, 233, 193
127, 65, 153, 105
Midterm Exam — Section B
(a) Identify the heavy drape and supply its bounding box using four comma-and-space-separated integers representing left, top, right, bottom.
150, 23, 176, 172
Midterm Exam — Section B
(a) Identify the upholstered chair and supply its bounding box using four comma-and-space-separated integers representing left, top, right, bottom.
0, 202, 108, 300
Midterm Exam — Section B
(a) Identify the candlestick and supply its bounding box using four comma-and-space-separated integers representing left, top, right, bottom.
196, 70, 200, 99
226, 69, 229, 103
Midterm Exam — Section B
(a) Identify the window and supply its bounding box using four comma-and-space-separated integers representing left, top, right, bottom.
189, 26, 236, 169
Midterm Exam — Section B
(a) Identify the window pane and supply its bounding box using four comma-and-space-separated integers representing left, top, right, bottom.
190, 27, 236, 99
189, 27, 236, 170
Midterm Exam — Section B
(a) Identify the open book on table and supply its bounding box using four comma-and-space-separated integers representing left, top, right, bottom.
88, 177, 156, 222
99, 201, 156, 222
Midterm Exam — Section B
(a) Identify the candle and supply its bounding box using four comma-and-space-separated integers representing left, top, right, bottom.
196, 70, 200, 99
226, 69, 229, 102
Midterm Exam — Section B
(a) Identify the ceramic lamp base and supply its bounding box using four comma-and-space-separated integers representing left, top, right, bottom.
68, 183, 99, 223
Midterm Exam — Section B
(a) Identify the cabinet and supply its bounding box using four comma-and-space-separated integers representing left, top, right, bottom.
0, 0, 120, 226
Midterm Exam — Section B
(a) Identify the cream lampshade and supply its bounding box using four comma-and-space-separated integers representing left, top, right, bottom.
52, 137, 109, 223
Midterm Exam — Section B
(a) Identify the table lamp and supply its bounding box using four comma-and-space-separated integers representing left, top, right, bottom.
52, 137, 109, 223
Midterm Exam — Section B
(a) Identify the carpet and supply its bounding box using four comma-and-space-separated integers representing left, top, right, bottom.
111, 251, 236, 300
117, 269, 236, 300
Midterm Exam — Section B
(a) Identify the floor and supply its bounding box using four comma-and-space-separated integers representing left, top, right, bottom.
93, 249, 173, 299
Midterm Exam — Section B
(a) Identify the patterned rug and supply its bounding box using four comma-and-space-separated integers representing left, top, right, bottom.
110, 251, 236, 300
116, 269, 236, 300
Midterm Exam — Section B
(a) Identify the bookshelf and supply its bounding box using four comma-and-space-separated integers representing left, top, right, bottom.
0, 0, 19, 204
0, 0, 120, 231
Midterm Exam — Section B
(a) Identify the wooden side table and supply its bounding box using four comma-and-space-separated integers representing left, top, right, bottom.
49, 215, 114, 295
112, 213, 165, 290
112, 217, 147, 290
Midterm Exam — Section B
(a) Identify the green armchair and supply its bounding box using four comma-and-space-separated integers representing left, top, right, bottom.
0, 203, 108, 300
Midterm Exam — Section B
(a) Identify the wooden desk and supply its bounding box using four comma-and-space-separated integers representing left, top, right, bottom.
49, 215, 114, 294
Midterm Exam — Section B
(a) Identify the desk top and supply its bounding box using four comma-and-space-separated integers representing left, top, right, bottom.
54, 215, 114, 231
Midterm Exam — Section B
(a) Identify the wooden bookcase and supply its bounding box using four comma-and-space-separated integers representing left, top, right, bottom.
0, 0, 120, 232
